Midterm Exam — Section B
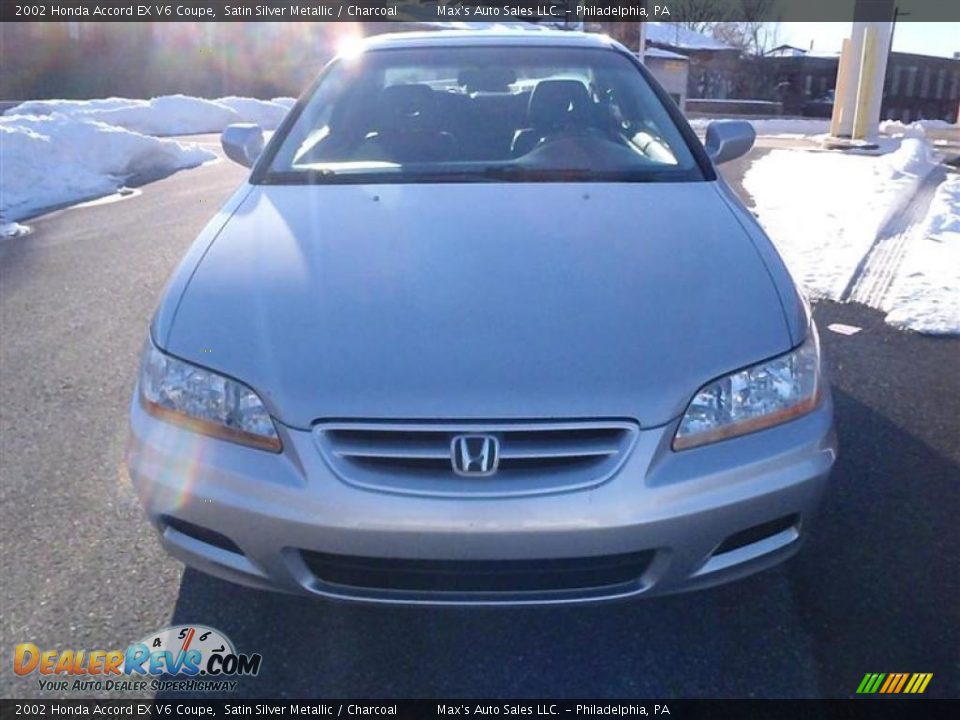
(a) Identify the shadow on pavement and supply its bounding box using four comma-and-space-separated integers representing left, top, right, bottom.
786, 388, 959, 698
167, 560, 817, 699
164, 303, 958, 700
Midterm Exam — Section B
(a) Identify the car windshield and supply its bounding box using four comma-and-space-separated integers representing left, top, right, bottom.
263, 44, 703, 184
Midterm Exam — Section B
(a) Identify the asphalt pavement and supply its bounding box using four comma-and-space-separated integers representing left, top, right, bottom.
0, 140, 957, 699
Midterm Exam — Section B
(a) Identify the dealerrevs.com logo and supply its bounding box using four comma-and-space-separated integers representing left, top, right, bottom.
14, 625, 262, 693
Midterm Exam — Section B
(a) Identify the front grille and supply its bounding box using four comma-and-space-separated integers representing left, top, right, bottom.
300, 550, 655, 593
313, 421, 639, 497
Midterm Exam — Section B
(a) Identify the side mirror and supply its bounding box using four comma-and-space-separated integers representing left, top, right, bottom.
221, 123, 264, 168
704, 120, 756, 165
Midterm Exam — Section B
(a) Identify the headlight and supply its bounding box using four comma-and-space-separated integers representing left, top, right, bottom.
139, 340, 282, 452
673, 327, 821, 451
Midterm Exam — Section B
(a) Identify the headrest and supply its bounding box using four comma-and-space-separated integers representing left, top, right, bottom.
528, 79, 592, 129
378, 84, 436, 125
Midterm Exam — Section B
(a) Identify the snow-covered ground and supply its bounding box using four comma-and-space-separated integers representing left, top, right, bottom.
882, 173, 960, 334
5, 94, 296, 134
0, 113, 215, 228
690, 116, 957, 142
689, 117, 830, 137
744, 138, 958, 334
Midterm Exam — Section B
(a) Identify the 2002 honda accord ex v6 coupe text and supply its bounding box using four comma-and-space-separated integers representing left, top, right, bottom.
127, 30, 836, 604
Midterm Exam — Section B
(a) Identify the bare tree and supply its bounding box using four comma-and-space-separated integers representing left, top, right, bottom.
739, 0, 781, 54
710, 0, 781, 55
671, 0, 727, 34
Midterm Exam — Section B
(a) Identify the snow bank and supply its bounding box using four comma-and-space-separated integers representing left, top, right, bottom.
0, 113, 215, 222
882, 174, 960, 334
880, 119, 956, 138
6, 94, 294, 134
688, 117, 830, 137
51, 95, 240, 136
270, 97, 297, 110
1, 222, 31, 238
743, 138, 938, 300
9, 97, 146, 116
216, 96, 290, 130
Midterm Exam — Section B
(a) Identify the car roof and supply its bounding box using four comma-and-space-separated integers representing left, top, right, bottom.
362, 29, 622, 51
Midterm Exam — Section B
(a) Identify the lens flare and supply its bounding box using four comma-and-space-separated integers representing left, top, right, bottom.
336, 35, 365, 62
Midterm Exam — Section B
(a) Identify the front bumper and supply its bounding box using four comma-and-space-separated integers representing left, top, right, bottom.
126, 390, 836, 605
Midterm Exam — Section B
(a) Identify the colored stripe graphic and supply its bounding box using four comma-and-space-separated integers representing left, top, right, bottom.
858, 673, 879, 693
906, 673, 933, 693
857, 673, 932, 694
879, 674, 896, 693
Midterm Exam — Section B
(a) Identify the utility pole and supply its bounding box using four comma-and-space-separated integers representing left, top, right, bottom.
830, 0, 894, 142
637, 2, 647, 64
888, 5, 910, 59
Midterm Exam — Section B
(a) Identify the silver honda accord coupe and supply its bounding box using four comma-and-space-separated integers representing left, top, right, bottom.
127, 30, 836, 604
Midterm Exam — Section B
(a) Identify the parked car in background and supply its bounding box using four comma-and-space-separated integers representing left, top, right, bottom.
127, 30, 836, 605
804, 89, 835, 118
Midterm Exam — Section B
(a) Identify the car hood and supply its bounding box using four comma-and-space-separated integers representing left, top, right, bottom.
162, 182, 793, 429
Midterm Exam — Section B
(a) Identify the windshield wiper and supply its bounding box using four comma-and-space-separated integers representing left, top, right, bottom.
479, 166, 623, 182
262, 165, 667, 185
261, 168, 340, 184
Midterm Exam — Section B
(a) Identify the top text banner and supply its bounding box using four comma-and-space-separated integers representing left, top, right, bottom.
2, 0, 958, 23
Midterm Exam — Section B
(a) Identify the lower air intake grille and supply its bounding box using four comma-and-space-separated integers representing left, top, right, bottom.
300, 550, 656, 593
313, 421, 639, 497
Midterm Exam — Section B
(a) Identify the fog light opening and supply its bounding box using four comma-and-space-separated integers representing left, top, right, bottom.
161, 516, 243, 555
713, 514, 800, 556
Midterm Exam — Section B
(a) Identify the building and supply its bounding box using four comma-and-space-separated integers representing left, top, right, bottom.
882, 51, 960, 122
642, 47, 690, 108
753, 50, 841, 116
765, 44, 814, 58
643, 23, 742, 101
588, 21, 739, 103
756, 46, 960, 122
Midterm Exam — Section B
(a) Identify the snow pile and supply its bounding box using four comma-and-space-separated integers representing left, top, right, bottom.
882, 174, 960, 334
74, 95, 241, 135
10, 97, 145, 115
743, 138, 938, 300
216, 96, 290, 130
0, 113, 215, 222
0, 93, 294, 226
880, 119, 956, 138
688, 116, 830, 137
5, 95, 240, 136
6, 94, 295, 134
1, 222, 31, 238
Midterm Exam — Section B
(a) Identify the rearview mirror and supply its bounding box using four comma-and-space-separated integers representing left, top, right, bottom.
704, 120, 756, 165
221, 123, 264, 168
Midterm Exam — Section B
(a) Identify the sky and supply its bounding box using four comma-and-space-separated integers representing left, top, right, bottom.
777, 22, 959, 58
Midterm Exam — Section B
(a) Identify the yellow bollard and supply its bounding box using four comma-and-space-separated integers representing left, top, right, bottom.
831, 39, 853, 138
852, 28, 877, 140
